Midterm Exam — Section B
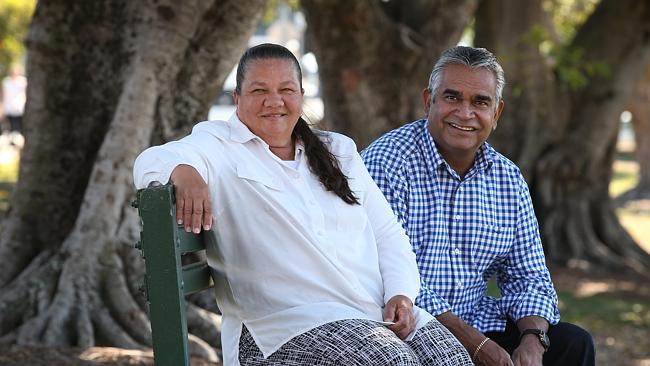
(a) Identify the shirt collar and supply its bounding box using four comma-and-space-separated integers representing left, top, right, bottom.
474, 143, 495, 172
227, 112, 260, 143
227, 112, 305, 161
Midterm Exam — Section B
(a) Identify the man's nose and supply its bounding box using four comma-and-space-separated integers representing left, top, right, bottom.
455, 101, 475, 119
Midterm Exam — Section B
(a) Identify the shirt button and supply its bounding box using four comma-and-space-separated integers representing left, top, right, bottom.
308, 200, 315, 206
291, 172, 300, 179
454, 248, 461, 255
454, 214, 462, 221
317, 230, 324, 236
457, 281, 464, 288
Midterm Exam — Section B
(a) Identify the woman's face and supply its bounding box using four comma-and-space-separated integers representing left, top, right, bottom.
234, 58, 304, 147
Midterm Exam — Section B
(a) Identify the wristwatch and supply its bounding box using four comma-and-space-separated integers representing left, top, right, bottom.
520, 329, 550, 352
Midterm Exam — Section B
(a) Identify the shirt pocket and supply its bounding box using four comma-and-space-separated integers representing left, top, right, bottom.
471, 223, 515, 272
235, 163, 284, 191
332, 177, 368, 232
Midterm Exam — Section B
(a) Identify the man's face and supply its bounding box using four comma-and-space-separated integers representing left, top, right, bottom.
423, 64, 504, 161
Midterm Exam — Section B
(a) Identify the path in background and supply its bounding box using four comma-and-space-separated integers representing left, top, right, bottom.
612, 126, 650, 253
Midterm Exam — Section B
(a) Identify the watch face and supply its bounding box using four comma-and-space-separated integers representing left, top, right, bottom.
540, 332, 550, 349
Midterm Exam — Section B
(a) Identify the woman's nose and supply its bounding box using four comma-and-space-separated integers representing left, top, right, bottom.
264, 92, 283, 107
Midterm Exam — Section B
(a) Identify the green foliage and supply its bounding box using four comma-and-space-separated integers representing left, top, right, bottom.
542, 0, 599, 43
261, 0, 300, 26
522, 1, 609, 91
0, 0, 35, 76
553, 47, 610, 90
558, 290, 650, 329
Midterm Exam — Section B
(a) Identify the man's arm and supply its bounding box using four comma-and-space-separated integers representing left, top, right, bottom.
438, 311, 513, 366
497, 176, 558, 366
497, 179, 559, 327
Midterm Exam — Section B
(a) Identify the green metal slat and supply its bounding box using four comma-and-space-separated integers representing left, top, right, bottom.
177, 228, 205, 254
137, 184, 190, 366
182, 262, 214, 295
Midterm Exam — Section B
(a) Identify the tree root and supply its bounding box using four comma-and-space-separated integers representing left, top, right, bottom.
187, 302, 222, 349
103, 252, 151, 346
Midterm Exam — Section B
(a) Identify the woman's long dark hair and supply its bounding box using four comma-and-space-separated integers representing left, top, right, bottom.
235, 43, 359, 205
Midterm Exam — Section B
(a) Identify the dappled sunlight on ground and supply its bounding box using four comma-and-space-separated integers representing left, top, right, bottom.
552, 266, 650, 365
610, 160, 650, 254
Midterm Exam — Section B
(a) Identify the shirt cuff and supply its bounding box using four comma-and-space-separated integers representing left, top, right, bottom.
507, 292, 560, 325
416, 288, 452, 317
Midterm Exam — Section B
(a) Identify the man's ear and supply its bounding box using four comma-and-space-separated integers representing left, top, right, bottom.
492, 100, 505, 130
422, 88, 433, 116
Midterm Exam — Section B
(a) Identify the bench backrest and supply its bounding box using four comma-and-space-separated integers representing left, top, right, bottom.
134, 183, 214, 366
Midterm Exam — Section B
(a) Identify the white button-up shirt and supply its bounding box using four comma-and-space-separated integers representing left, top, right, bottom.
133, 114, 432, 365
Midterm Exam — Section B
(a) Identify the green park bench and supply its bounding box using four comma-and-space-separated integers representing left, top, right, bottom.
133, 183, 215, 366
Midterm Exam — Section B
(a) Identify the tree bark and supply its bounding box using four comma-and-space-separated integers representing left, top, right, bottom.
302, 0, 477, 148
475, 0, 650, 272
0, 0, 263, 355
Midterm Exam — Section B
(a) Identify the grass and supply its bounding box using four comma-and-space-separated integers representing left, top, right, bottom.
0, 144, 20, 213
487, 280, 650, 328
558, 290, 650, 330
610, 160, 639, 197
0, 149, 19, 182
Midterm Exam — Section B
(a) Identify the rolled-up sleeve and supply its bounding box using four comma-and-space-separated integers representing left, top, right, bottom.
133, 133, 212, 189
497, 180, 560, 325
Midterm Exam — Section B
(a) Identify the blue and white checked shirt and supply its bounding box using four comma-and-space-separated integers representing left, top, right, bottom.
361, 119, 560, 333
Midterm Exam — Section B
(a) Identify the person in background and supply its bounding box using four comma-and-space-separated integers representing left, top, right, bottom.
134, 43, 472, 366
2, 63, 27, 134
362, 46, 595, 366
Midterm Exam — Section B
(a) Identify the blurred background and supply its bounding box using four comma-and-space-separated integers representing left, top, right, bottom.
0, 0, 648, 365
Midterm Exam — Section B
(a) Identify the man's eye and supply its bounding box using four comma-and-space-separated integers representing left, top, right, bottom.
444, 95, 458, 101
251, 89, 265, 94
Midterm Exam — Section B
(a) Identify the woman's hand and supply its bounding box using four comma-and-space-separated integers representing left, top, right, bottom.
384, 295, 416, 339
170, 164, 212, 233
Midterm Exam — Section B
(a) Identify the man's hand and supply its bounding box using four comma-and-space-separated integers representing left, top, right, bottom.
170, 164, 212, 233
511, 316, 548, 366
384, 295, 415, 339
473, 339, 514, 366
437, 311, 513, 366
511, 335, 544, 366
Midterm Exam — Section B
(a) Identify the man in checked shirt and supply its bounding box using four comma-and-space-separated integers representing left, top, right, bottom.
362, 46, 594, 366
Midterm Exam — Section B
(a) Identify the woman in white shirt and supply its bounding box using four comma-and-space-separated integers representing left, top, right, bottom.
134, 43, 472, 366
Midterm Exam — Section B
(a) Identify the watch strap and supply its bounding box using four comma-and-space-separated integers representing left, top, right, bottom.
520, 329, 549, 351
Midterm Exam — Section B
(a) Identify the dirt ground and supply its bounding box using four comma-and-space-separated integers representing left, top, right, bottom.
0, 267, 648, 366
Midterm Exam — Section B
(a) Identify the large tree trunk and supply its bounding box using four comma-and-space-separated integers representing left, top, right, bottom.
617, 63, 650, 203
475, 0, 650, 272
0, 0, 263, 357
302, 0, 477, 148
